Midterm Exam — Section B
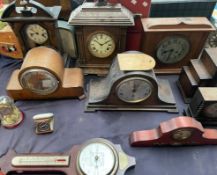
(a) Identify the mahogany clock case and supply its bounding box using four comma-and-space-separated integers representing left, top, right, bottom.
6, 47, 84, 100
1, 0, 62, 57
186, 87, 217, 126
141, 17, 215, 74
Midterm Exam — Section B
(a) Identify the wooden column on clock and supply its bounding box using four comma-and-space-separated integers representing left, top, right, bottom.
0, 0, 62, 57
68, 2, 134, 75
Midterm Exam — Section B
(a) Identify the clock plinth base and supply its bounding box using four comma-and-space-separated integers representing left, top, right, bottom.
154, 68, 181, 74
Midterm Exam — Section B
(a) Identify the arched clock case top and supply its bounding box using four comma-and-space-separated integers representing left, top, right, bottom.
86, 51, 178, 113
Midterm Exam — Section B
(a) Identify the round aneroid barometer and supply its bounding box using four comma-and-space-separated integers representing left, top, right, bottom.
76, 138, 118, 175
18, 47, 64, 95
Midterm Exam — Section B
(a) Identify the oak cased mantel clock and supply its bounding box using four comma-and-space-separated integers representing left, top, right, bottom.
86, 52, 177, 112
186, 87, 217, 126
69, 1, 134, 75
0, 138, 136, 175
141, 17, 215, 74
6, 47, 84, 100
1, 0, 62, 57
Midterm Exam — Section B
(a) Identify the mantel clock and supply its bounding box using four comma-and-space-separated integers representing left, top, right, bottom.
6, 47, 84, 100
141, 17, 215, 74
69, 1, 134, 75
86, 51, 177, 112
186, 87, 217, 126
1, 0, 62, 57
0, 138, 136, 175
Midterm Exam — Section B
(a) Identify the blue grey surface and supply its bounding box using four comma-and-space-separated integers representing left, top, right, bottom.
0, 55, 217, 175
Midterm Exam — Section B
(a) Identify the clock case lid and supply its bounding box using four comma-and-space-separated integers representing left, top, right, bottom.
68, 2, 134, 26
86, 51, 178, 113
0, 138, 136, 175
1, 0, 61, 22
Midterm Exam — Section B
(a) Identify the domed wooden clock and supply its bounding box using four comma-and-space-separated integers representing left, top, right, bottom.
69, 0, 134, 75
141, 17, 215, 74
86, 52, 178, 112
1, 0, 62, 56
186, 87, 217, 126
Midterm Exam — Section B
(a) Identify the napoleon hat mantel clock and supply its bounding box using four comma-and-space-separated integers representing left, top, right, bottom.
86, 51, 178, 112
68, 0, 134, 75
141, 17, 215, 74
0, 138, 136, 175
6, 47, 84, 100
0, 0, 62, 57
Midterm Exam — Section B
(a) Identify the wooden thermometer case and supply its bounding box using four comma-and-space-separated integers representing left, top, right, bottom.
6, 47, 84, 100
141, 17, 215, 74
130, 116, 217, 146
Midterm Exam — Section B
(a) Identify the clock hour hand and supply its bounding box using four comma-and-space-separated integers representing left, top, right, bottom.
94, 40, 103, 46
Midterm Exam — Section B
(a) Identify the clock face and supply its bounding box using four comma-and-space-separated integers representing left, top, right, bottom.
26, 24, 48, 45
156, 36, 190, 64
19, 69, 59, 95
116, 77, 153, 103
172, 129, 192, 141
203, 103, 217, 118
77, 141, 117, 175
88, 32, 115, 58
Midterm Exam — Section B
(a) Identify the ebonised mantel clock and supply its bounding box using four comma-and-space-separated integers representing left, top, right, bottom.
1, 0, 62, 56
69, 1, 134, 75
86, 51, 178, 112
141, 17, 215, 74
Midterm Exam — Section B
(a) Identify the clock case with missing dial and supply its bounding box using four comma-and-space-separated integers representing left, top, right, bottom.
86, 52, 178, 112
185, 87, 217, 126
0, 138, 135, 175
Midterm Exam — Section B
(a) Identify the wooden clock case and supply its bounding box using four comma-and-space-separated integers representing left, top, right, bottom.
130, 116, 217, 146
0, 138, 135, 175
6, 47, 84, 100
177, 48, 217, 103
186, 87, 217, 126
1, 0, 62, 57
141, 17, 215, 74
86, 51, 178, 112
68, 2, 134, 75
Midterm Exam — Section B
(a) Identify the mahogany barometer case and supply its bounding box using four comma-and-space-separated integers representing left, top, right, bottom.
186, 87, 217, 126
141, 17, 215, 74
68, 2, 134, 75
86, 51, 177, 112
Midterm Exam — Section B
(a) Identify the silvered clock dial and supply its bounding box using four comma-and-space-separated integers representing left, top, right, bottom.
26, 24, 48, 45
203, 103, 217, 118
116, 77, 153, 103
77, 140, 118, 175
19, 69, 59, 95
172, 129, 192, 141
156, 36, 190, 64
88, 32, 115, 58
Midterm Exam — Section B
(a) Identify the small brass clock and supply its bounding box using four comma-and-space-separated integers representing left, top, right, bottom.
87, 32, 116, 58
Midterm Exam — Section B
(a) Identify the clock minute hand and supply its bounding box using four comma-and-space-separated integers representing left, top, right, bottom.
102, 40, 111, 45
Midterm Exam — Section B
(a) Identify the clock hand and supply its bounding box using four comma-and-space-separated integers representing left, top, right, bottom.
94, 40, 103, 46
102, 40, 111, 45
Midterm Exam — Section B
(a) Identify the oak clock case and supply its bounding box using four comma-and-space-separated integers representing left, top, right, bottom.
6, 47, 84, 100
1, 0, 62, 57
141, 17, 215, 74
86, 51, 177, 112
0, 138, 136, 175
186, 87, 217, 126
68, 2, 134, 75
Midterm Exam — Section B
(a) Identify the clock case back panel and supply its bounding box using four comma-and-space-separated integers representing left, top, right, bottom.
86, 52, 178, 113
1, 1, 62, 56
76, 26, 127, 74
185, 87, 217, 126
141, 17, 215, 74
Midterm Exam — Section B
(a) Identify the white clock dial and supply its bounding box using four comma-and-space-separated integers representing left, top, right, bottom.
88, 32, 115, 58
116, 77, 153, 103
26, 24, 48, 44
156, 36, 190, 64
203, 103, 217, 118
78, 142, 116, 175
